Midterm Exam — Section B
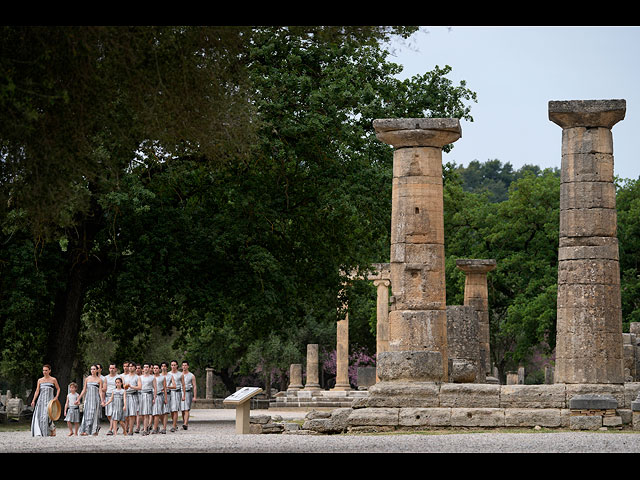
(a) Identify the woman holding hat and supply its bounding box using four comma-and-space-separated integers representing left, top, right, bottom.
30, 364, 61, 437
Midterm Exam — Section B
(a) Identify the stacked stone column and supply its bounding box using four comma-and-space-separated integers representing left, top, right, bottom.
303, 344, 321, 390
549, 99, 626, 384
333, 307, 352, 391
456, 259, 496, 377
373, 118, 461, 382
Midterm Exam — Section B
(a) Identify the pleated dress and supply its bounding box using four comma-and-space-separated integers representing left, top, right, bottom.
168, 371, 183, 413
78, 381, 101, 435
123, 374, 140, 417
152, 375, 166, 416
139, 375, 154, 416
110, 388, 126, 422
30, 382, 56, 436
64, 392, 81, 423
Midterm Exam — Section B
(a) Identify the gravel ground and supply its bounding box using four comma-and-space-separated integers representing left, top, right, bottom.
4, 408, 640, 454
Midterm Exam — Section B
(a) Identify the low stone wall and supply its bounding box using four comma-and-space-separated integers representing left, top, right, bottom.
278, 382, 640, 434
271, 389, 368, 409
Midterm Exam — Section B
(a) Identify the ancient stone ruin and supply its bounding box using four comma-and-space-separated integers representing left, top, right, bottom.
272, 99, 640, 433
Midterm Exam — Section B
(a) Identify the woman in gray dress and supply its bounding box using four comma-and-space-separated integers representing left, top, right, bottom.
151, 364, 167, 434
30, 364, 61, 437
138, 363, 155, 435
78, 365, 104, 436
123, 362, 141, 434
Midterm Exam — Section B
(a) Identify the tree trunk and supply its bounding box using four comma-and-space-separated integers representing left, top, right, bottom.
33, 190, 108, 407
40, 258, 91, 407
214, 367, 237, 395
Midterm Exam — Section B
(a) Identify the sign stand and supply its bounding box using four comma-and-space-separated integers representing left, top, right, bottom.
223, 387, 263, 434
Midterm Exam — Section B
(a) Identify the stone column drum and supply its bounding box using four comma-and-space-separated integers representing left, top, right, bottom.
373, 118, 462, 382
287, 364, 303, 391
549, 99, 626, 384
304, 344, 322, 390
456, 259, 496, 376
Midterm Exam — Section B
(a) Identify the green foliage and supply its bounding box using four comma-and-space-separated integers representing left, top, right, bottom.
617, 177, 640, 329
444, 165, 561, 377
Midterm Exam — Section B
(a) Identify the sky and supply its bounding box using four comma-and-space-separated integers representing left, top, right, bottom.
388, 26, 640, 181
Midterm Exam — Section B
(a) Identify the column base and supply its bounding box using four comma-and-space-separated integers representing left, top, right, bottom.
331, 383, 352, 392
377, 351, 445, 383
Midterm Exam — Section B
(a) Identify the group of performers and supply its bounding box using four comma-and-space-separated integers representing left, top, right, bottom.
30, 360, 197, 437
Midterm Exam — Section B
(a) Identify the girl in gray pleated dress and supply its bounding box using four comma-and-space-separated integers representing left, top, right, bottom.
138, 364, 155, 435
64, 382, 81, 435
104, 377, 127, 435
78, 365, 104, 436
151, 364, 167, 434
30, 364, 61, 437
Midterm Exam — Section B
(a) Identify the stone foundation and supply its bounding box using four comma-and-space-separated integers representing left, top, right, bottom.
271, 389, 368, 409
264, 383, 640, 434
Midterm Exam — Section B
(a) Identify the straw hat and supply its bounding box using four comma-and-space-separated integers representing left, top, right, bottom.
47, 398, 61, 421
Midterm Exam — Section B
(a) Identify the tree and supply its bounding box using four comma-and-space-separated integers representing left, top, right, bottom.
1, 26, 480, 397
0, 26, 255, 401
444, 167, 560, 382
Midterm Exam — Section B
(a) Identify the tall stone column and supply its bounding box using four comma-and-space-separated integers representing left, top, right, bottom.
373, 118, 461, 382
374, 278, 391, 383
206, 368, 214, 399
456, 259, 496, 376
333, 309, 352, 391
303, 344, 322, 390
549, 99, 626, 384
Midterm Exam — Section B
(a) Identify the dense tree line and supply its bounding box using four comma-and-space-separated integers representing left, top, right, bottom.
1, 26, 638, 398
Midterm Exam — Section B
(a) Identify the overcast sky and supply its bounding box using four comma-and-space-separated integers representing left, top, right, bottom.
388, 26, 640, 181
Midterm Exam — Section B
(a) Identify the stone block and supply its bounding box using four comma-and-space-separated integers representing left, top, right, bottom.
602, 415, 622, 427
440, 384, 500, 408
499, 384, 567, 408
570, 415, 603, 430
389, 269, 446, 311
450, 408, 505, 427
624, 382, 640, 409
560, 125, 614, 155
557, 258, 620, 286
399, 408, 451, 427
373, 118, 462, 149
557, 284, 622, 310
361, 381, 440, 408
347, 407, 399, 427
548, 99, 626, 130
503, 408, 563, 428
560, 152, 614, 183
565, 384, 625, 407
568, 393, 617, 410
377, 351, 445, 382
558, 244, 619, 262
560, 181, 616, 210
633, 411, 640, 430
449, 359, 478, 383
559, 206, 617, 238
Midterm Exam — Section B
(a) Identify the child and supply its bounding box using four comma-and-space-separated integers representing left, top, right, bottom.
103, 377, 128, 435
64, 382, 80, 436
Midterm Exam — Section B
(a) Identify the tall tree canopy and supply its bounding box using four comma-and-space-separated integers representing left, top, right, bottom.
1, 26, 481, 396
